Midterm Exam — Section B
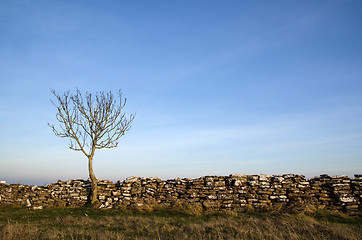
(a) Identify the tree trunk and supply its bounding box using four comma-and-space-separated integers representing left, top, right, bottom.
88, 154, 98, 204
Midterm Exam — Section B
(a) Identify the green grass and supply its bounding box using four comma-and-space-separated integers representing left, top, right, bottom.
0, 204, 361, 239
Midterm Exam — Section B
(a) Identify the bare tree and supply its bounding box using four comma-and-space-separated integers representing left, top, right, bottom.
49, 89, 135, 205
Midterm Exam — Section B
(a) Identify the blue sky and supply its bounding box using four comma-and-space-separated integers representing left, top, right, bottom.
1, 0, 361, 185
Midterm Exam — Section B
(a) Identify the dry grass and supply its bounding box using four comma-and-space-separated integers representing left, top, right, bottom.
0, 205, 361, 240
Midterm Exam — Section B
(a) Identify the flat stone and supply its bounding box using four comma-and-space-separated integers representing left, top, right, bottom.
259, 174, 271, 181
340, 197, 355, 203
125, 176, 140, 183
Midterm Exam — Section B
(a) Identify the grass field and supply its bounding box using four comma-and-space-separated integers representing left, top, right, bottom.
0, 204, 361, 240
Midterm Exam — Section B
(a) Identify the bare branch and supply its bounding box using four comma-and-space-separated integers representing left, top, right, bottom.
49, 89, 135, 156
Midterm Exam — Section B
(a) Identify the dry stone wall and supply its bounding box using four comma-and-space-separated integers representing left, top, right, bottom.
1, 174, 361, 213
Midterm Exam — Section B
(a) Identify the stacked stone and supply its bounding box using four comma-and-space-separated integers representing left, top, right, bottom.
308, 175, 360, 212
0, 183, 32, 206
97, 180, 117, 208
308, 175, 335, 209
215, 176, 236, 209
1, 174, 361, 213
0, 180, 90, 209
112, 177, 158, 208
351, 177, 362, 211
185, 177, 205, 205
202, 176, 230, 209
37, 180, 89, 208
28, 186, 49, 208
158, 178, 186, 207
228, 174, 249, 210
138, 177, 162, 206
269, 175, 288, 206
49, 180, 89, 207
283, 174, 311, 209
245, 174, 272, 209
326, 175, 358, 212
114, 177, 133, 206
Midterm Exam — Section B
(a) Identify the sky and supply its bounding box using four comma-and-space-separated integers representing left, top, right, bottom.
1, 0, 361, 185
